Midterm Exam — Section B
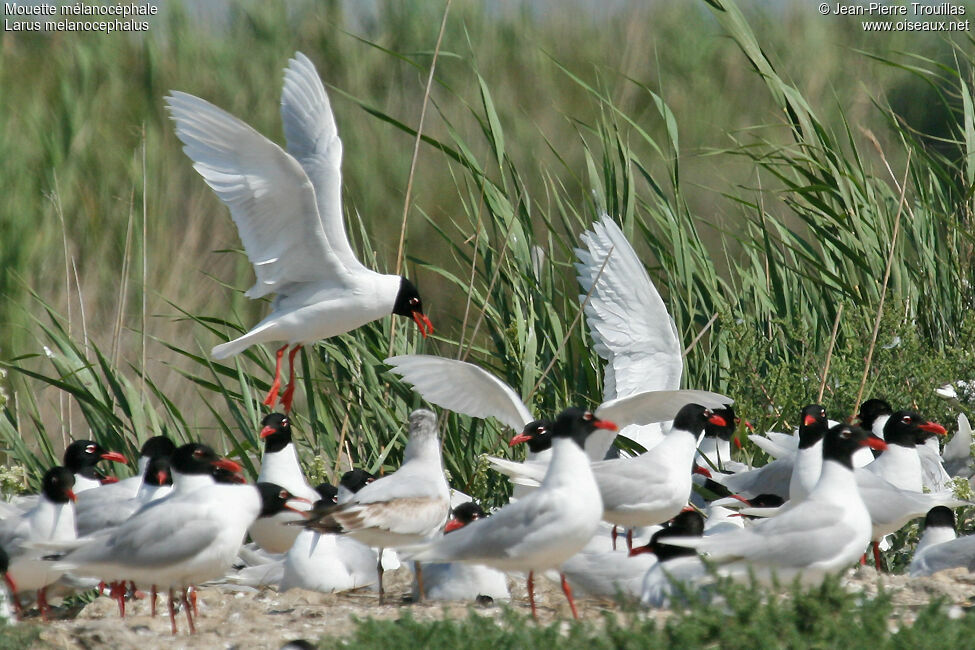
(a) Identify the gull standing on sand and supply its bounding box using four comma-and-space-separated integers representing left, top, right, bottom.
302, 409, 450, 603
407, 408, 616, 619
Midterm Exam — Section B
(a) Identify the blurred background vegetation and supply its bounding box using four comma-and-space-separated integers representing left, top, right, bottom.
0, 0, 972, 502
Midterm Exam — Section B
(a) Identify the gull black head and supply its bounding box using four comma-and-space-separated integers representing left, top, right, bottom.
798, 404, 829, 449
260, 413, 293, 453
42, 466, 77, 504
856, 398, 893, 430
143, 455, 173, 487
171, 443, 242, 477
673, 404, 727, 438
884, 410, 947, 447
552, 407, 618, 449
445, 501, 487, 533
510, 409, 617, 451
255, 482, 310, 518
339, 469, 375, 494
823, 423, 886, 469
704, 405, 737, 441
634, 509, 704, 561
923, 506, 956, 531
336, 469, 375, 504
392, 277, 434, 338
314, 482, 339, 507
508, 419, 553, 453
63, 440, 128, 477
140, 435, 176, 460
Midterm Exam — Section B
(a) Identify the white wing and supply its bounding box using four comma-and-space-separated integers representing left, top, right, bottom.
166, 91, 351, 299
575, 215, 682, 401
857, 471, 967, 529
385, 355, 534, 431
748, 433, 797, 460
910, 535, 975, 577
708, 458, 793, 499
280, 53, 365, 274
595, 389, 732, 428
408, 486, 581, 564
485, 456, 546, 485
668, 500, 858, 568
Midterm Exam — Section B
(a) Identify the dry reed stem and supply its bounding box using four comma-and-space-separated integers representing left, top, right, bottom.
817, 303, 843, 403
683, 312, 718, 358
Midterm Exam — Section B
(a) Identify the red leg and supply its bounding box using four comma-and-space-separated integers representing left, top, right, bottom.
560, 573, 579, 620
151, 586, 157, 617
626, 529, 633, 552
527, 571, 536, 619
611, 525, 618, 551
860, 553, 867, 565
263, 344, 289, 407
6, 576, 23, 620
180, 588, 196, 635
189, 586, 198, 617
280, 344, 303, 413
38, 587, 50, 621
110, 581, 126, 617
873, 542, 885, 572
168, 588, 178, 635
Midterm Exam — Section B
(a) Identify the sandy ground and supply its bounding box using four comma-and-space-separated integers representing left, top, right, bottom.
18, 564, 975, 649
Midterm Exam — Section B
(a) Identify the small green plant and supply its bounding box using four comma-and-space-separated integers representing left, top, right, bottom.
336, 576, 975, 649
0, 622, 42, 649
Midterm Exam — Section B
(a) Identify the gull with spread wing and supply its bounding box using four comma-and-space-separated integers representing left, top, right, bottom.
575, 215, 684, 454
166, 52, 432, 412
385, 354, 730, 463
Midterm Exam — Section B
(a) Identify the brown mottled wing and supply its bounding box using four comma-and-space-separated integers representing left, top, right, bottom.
306, 497, 448, 539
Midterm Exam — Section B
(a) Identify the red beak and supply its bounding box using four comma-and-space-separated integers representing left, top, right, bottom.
743, 420, 755, 431
803, 415, 817, 427
731, 494, 751, 505
593, 419, 618, 431
707, 414, 728, 427
66, 489, 77, 503
863, 437, 888, 452
734, 436, 743, 449
100, 451, 127, 464
412, 311, 434, 338
212, 458, 243, 473
157, 471, 169, 485
99, 476, 119, 485
919, 421, 947, 435
444, 518, 465, 533
692, 464, 712, 478
259, 426, 276, 439
284, 496, 312, 515
509, 433, 532, 447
